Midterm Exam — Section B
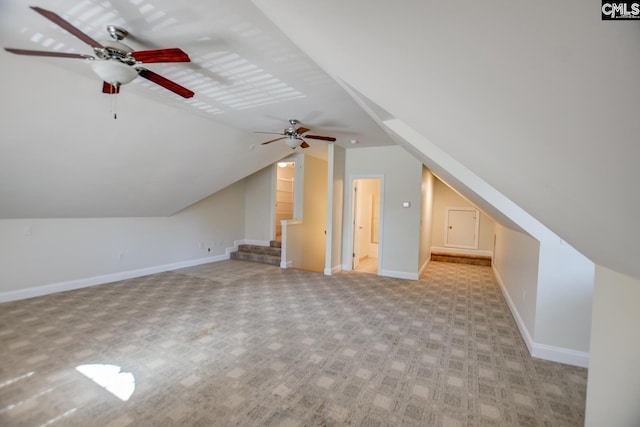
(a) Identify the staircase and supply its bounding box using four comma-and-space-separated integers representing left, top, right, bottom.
230, 241, 282, 266
431, 251, 492, 267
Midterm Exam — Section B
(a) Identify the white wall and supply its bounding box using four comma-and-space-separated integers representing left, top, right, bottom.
431, 177, 495, 253
585, 266, 640, 427
535, 240, 594, 353
343, 146, 422, 279
244, 165, 274, 242
493, 224, 540, 343
0, 179, 247, 301
493, 223, 593, 366
419, 166, 434, 272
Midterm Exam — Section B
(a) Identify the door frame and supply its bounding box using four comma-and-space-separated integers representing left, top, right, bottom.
345, 174, 384, 272
444, 207, 479, 250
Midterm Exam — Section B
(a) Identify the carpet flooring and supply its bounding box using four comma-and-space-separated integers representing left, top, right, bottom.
0, 260, 587, 426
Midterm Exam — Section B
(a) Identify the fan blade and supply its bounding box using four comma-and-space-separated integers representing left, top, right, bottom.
102, 82, 120, 94
137, 68, 194, 98
261, 137, 286, 145
131, 48, 190, 63
4, 48, 93, 59
300, 141, 310, 149
296, 127, 310, 135
30, 6, 104, 49
304, 134, 336, 142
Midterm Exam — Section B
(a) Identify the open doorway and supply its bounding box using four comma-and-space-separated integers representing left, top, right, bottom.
352, 178, 381, 273
275, 161, 295, 241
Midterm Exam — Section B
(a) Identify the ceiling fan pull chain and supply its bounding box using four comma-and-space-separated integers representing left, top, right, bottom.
111, 83, 118, 119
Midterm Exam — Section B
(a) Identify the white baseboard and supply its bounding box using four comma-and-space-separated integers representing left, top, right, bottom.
280, 260, 293, 269
492, 265, 589, 368
431, 246, 493, 257
324, 265, 342, 276
379, 269, 419, 281
0, 254, 227, 303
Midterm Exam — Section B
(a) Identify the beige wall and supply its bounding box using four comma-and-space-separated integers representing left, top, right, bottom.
244, 165, 274, 242
419, 167, 435, 271
325, 144, 345, 274
431, 177, 495, 253
299, 155, 328, 272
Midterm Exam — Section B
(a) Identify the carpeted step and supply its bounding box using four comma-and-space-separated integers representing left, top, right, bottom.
230, 250, 281, 266
431, 252, 492, 266
237, 244, 281, 257
270, 240, 282, 249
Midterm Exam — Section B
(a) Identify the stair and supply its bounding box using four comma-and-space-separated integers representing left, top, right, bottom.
230, 241, 282, 266
431, 251, 492, 267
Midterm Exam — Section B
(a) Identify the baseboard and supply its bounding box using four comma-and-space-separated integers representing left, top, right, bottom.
431, 246, 492, 257
281, 260, 293, 269
492, 265, 589, 368
379, 269, 419, 281
0, 254, 227, 303
324, 265, 342, 276
531, 343, 589, 368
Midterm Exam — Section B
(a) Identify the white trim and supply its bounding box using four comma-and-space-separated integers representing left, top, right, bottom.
324, 265, 342, 275
0, 255, 227, 303
430, 246, 493, 258
531, 343, 589, 368
281, 260, 293, 269
379, 269, 419, 281
492, 264, 589, 368
346, 174, 385, 274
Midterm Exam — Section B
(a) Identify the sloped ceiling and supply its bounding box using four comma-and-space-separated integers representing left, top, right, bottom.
252, 0, 640, 279
0, 0, 393, 218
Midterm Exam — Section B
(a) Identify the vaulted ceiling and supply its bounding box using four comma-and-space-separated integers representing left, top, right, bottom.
1, 1, 639, 280
0, 0, 393, 218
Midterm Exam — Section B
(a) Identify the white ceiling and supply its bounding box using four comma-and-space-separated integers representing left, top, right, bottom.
0, 0, 392, 218
2, 0, 640, 281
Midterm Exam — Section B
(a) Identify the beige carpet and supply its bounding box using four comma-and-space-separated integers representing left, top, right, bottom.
0, 260, 587, 426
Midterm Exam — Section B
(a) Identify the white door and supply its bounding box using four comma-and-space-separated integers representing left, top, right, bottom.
445, 208, 479, 249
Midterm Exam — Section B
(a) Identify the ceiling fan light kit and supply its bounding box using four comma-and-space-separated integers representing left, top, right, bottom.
4, 6, 196, 113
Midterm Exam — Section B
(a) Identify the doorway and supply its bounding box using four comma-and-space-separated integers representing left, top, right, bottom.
275, 161, 295, 241
352, 178, 381, 273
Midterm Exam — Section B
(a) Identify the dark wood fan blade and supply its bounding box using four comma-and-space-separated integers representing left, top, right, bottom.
102, 82, 120, 94
137, 68, 194, 98
304, 134, 336, 142
131, 48, 190, 63
296, 127, 310, 135
30, 6, 104, 49
4, 48, 93, 59
300, 141, 310, 149
261, 137, 286, 145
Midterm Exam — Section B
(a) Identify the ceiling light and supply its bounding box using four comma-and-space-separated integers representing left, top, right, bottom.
277, 162, 288, 168
350, 139, 359, 144
285, 137, 301, 149
90, 60, 138, 86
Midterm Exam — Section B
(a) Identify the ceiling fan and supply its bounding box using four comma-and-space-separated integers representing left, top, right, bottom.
255, 119, 336, 149
4, 6, 195, 99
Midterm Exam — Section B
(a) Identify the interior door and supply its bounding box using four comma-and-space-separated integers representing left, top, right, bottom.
445, 208, 479, 249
